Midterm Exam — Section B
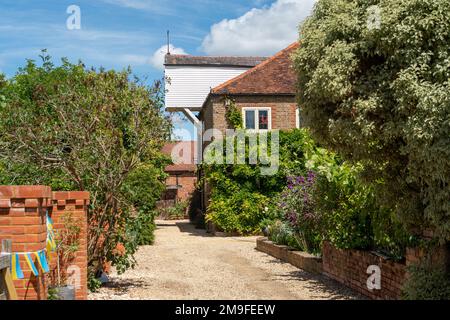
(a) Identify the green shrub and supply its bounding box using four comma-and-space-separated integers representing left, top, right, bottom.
127, 210, 157, 246
122, 162, 168, 213
87, 274, 102, 293
315, 160, 413, 259
206, 190, 270, 234
403, 262, 450, 300
293, 0, 450, 241
203, 129, 318, 234
163, 201, 188, 220
315, 163, 374, 251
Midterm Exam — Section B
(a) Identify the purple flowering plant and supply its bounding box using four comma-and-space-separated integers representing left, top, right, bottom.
277, 170, 322, 254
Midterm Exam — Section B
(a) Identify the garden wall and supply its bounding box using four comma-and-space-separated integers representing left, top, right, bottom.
256, 237, 323, 274
49, 191, 89, 300
0, 186, 88, 300
322, 242, 406, 300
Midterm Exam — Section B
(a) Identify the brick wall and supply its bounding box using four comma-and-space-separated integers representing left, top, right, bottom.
49, 191, 89, 300
0, 186, 88, 300
322, 242, 407, 300
256, 237, 323, 274
0, 186, 52, 300
165, 174, 197, 201
203, 94, 298, 135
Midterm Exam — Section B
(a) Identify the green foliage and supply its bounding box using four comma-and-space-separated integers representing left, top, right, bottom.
225, 98, 243, 129
315, 160, 413, 259
0, 161, 76, 191
403, 261, 450, 300
268, 220, 302, 250
163, 201, 189, 220
122, 162, 168, 212
204, 129, 316, 234
207, 190, 270, 234
0, 53, 171, 277
47, 287, 59, 300
293, 0, 450, 241
127, 210, 157, 246
316, 163, 374, 250
87, 274, 102, 293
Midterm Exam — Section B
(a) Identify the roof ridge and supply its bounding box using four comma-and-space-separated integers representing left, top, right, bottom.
164, 55, 268, 67
167, 54, 268, 58
211, 42, 299, 94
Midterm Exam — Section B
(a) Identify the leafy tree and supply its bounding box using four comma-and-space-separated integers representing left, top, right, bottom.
293, 0, 450, 241
0, 54, 171, 277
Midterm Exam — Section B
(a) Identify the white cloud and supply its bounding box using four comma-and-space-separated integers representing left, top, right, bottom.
201, 0, 316, 56
99, 0, 174, 15
150, 44, 187, 71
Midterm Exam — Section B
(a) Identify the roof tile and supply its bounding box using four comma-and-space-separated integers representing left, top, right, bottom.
211, 42, 299, 95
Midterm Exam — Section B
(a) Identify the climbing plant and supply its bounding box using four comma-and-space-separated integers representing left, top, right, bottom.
225, 98, 243, 129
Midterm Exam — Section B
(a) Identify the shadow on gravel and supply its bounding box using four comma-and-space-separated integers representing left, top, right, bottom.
276, 269, 365, 300
101, 279, 151, 295
175, 221, 212, 238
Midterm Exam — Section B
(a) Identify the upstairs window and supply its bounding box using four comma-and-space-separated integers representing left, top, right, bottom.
243, 108, 271, 131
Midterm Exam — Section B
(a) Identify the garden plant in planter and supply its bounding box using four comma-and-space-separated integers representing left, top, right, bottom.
48, 212, 81, 300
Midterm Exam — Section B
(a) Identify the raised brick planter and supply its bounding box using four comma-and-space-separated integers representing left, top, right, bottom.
256, 237, 323, 274
322, 241, 406, 300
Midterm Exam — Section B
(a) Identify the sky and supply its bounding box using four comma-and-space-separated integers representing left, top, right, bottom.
0, 0, 316, 140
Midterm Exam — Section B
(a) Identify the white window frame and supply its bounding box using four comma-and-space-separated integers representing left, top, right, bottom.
296, 108, 301, 129
242, 107, 272, 131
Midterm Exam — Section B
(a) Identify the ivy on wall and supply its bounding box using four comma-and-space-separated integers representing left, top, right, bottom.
224, 98, 243, 129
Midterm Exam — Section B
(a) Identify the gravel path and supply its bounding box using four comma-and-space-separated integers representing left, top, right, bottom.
89, 220, 362, 300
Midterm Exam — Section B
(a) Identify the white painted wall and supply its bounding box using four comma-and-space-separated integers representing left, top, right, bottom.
165, 66, 251, 111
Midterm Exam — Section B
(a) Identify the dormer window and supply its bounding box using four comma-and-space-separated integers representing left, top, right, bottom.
243, 107, 272, 131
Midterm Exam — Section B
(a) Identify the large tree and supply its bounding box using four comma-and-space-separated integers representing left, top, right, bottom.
293, 0, 450, 241
0, 54, 171, 276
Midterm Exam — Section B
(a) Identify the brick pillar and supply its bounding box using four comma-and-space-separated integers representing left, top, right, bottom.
0, 186, 52, 300
50, 191, 89, 300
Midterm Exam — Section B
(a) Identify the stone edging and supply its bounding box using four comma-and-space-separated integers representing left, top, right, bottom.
256, 237, 323, 274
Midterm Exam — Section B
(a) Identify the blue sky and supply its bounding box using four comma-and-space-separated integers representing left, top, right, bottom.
0, 0, 316, 139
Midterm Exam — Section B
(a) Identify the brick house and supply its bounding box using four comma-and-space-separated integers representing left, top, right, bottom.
200, 42, 300, 135
197, 43, 300, 215
164, 43, 300, 217
160, 141, 197, 204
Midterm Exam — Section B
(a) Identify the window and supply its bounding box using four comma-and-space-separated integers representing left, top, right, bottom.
243, 108, 271, 131
296, 108, 301, 129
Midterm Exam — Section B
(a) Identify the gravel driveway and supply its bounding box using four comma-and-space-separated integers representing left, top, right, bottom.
89, 220, 362, 300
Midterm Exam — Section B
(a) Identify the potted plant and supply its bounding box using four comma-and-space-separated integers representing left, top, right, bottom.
48, 212, 81, 300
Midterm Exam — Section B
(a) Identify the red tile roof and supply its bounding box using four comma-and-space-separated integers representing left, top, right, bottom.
211, 42, 299, 95
162, 141, 197, 173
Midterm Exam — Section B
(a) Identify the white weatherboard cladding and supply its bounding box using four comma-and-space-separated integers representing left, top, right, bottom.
165, 66, 251, 111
